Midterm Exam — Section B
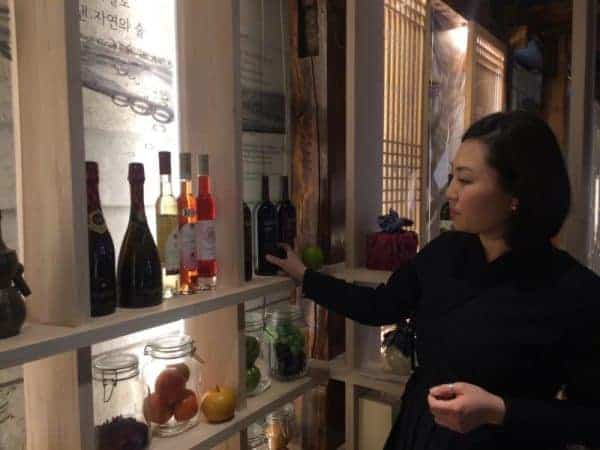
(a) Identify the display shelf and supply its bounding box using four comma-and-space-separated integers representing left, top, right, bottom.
0, 276, 293, 369
327, 354, 408, 397
151, 376, 317, 450
323, 266, 392, 286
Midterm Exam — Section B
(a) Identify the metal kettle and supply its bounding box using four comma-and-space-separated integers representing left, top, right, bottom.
0, 210, 30, 339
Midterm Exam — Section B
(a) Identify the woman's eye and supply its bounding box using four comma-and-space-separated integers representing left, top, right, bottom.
457, 178, 471, 184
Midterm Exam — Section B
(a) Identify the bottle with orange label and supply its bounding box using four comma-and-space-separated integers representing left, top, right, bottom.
195, 154, 217, 290
177, 153, 197, 294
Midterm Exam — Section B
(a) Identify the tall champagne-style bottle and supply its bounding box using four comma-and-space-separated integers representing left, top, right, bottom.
255, 175, 279, 276
155, 151, 179, 298
195, 155, 217, 290
86, 162, 117, 317
117, 163, 163, 308
276, 176, 297, 247
178, 153, 197, 294
243, 202, 253, 281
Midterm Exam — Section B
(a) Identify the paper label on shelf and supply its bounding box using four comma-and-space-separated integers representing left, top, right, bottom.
179, 223, 196, 270
196, 220, 216, 261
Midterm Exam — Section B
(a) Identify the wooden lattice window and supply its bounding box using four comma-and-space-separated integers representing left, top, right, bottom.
382, 0, 427, 233
466, 23, 506, 124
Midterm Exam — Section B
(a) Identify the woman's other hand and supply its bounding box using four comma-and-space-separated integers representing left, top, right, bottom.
266, 243, 307, 283
427, 382, 506, 433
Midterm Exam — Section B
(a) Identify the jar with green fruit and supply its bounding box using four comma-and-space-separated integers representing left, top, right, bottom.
245, 311, 271, 396
142, 335, 203, 437
265, 305, 308, 381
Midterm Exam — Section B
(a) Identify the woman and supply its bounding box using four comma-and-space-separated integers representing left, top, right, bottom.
267, 111, 600, 449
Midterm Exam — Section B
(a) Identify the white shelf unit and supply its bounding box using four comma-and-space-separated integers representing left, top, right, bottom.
6, 2, 314, 450
0, 277, 293, 370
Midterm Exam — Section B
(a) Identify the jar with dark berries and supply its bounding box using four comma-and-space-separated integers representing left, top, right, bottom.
142, 335, 202, 437
265, 305, 308, 381
92, 353, 150, 450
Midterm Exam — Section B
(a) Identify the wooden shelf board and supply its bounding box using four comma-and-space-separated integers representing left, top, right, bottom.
0, 276, 294, 369
151, 376, 317, 450
327, 354, 408, 397
324, 266, 392, 286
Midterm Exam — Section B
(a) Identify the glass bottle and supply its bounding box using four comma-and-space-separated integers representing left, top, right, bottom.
245, 311, 271, 396
92, 353, 150, 450
265, 305, 308, 381
117, 163, 162, 308
155, 151, 179, 299
143, 335, 202, 437
255, 176, 279, 276
276, 176, 296, 247
86, 162, 117, 317
243, 202, 253, 281
195, 155, 217, 291
178, 153, 197, 294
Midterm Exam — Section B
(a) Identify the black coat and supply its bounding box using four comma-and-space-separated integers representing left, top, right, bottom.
302, 231, 600, 449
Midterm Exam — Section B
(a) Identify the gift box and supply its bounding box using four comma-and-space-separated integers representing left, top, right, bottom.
366, 210, 418, 271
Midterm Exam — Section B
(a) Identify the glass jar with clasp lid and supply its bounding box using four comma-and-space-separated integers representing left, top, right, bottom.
92, 353, 150, 450
245, 311, 271, 396
0, 390, 8, 425
265, 403, 297, 449
142, 335, 203, 437
265, 304, 308, 381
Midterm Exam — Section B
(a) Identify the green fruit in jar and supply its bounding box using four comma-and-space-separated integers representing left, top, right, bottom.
246, 336, 260, 368
301, 245, 324, 270
246, 365, 261, 393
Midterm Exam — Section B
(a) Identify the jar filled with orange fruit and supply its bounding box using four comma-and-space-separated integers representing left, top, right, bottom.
142, 335, 203, 437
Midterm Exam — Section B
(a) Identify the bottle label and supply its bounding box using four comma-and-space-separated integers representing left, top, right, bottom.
179, 223, 196, 270
88, 210, 108, 234
165, 227, 179, 274
196, 220, 216, 261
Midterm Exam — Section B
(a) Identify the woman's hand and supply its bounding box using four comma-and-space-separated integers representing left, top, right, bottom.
427, 382, 506, 434
265, 243, 307, 283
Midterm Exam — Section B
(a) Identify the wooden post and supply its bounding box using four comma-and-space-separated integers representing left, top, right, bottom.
563, 0, 597, 263
10, 1, 94, 449
176, 1, 243, 448
345, 0, 384, 268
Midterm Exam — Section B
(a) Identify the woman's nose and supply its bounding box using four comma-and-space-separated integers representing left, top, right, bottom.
445, 178, 457, 201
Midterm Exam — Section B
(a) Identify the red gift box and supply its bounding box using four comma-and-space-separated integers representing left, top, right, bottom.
366, 230, 418, 271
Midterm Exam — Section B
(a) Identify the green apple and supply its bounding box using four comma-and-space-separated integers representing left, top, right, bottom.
246, 366, 261, 393
301, 245, 324, 270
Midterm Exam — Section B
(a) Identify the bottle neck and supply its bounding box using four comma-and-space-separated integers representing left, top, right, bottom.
87, 181, 101, 212
198, 175, 211, 195
160, 174, 173, 196
281, 180, 289, 202
262, 179, 270, 202
129, 182, 147, 220
180, 178, 193, 196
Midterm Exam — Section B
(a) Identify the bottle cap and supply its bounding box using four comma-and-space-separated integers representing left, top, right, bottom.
86, 161, 99, 183
180, 153, 192, 179
198, 154, 209, 176
159, 151, 171, 175
128, 163, 145, 183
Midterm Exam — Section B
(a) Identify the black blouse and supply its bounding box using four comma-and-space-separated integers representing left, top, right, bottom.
302, 231, 600, 450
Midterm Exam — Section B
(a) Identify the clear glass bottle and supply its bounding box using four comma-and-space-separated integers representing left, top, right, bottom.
143, 335, 202, 437
245, 311, 271, 396
265, 403, 296, 449
155, 151, 179, 298
265, 305, 308, 381
92, 353, 150, 450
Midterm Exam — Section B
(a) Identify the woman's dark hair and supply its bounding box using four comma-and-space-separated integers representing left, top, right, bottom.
462, 111, 571, 250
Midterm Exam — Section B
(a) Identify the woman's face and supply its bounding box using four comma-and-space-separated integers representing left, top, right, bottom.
446, 139, 516, 238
